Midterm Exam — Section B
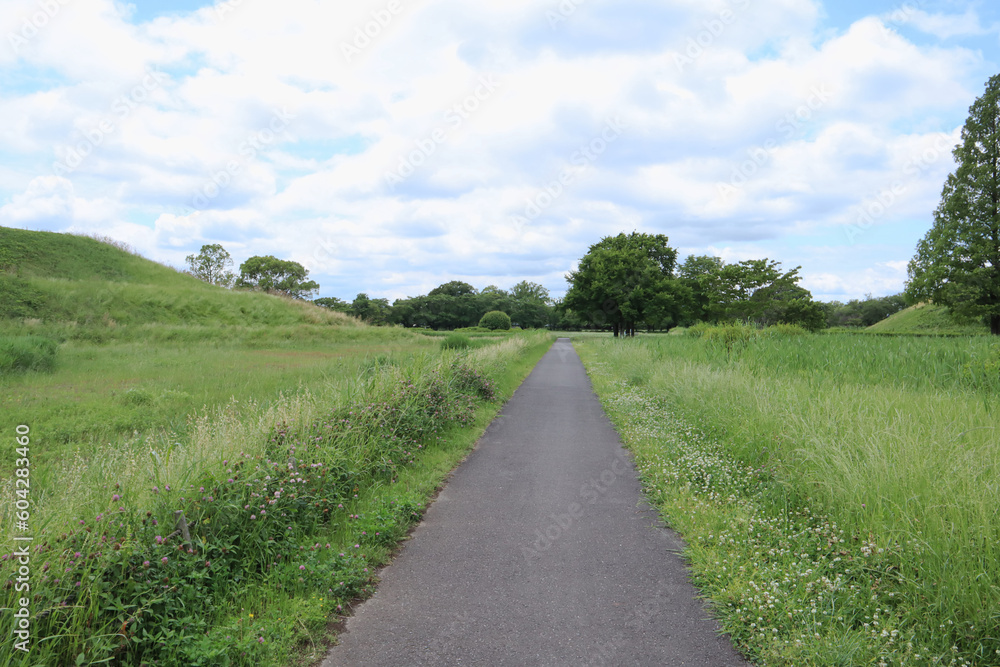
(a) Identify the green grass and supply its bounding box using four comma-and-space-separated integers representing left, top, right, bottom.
0, 227, 357, 331
0, 335, 57, 375
575, 331, 1000, 666
0, 331, 553, 666
0, 326, 424, 468
867, 302, 987, 336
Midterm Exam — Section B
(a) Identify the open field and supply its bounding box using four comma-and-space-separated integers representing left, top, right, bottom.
575, 330, 1000, 666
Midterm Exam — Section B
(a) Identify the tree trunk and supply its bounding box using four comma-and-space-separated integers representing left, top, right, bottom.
613, 323, 620, 338
991, 314, 1000, 335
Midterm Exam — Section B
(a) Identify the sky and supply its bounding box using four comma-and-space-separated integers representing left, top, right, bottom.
2, 0, 999, 303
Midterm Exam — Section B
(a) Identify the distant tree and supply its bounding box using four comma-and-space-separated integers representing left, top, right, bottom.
509, 280, 551, 329
236, 255, 319, 299
185, 244, 235, 288
907, 74, 1000, 334
479, 311, 512, 330
314, 297, 351, 312
350, 293, 392, 325
716, 259, 804, 324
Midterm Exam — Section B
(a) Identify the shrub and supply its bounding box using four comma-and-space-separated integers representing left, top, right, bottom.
478, 311, 511, 331
441, 334, 471, 350
0, 335, 58, 374
701, 322, 759, 356
766, 323, 809, 337
684, 322, 711, 338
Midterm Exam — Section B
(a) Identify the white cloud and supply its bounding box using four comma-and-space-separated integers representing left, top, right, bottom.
0, 0, 995, 300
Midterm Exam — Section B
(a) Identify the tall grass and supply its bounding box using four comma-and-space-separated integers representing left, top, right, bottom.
0, 332, 549, 666
576, 331, 1000, 665
0, 336, 57, 374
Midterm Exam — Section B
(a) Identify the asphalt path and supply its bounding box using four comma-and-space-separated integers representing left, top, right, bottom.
320, 338, 749, 666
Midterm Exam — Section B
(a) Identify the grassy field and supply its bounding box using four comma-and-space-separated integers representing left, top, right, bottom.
575, 328, 1000, 667
0, 327, 552, 665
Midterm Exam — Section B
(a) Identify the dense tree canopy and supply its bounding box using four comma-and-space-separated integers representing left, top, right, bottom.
907, 74, 1000, 334
564, 232, 685, 336
236, 256, 319, 299
350, 293, 392, 324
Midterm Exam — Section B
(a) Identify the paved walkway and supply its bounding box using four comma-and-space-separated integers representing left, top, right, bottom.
321, 338, 749, 666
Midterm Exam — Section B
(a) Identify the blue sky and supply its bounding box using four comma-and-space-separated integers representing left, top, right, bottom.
2, 0, 1000, 303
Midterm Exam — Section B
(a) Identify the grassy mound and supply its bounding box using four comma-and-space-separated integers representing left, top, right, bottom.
867, 302, 987, 335
0, 227, 357, 330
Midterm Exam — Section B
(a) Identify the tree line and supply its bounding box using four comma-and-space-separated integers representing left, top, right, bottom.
185, 240, 908, 332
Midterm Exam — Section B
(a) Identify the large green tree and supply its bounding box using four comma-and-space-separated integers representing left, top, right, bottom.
564, 232, 684, 337
236, 255, 319, 299
509, 281, 550, 328
185, 243, 235, 288
907, 74, 1000, 334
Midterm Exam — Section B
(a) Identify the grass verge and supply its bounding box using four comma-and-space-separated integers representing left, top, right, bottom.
574, 331, 998, 667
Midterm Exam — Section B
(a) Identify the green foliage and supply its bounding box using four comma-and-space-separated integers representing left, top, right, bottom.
350, 293, 392, 325
700, 322, 759, 356
564, 232, 685, 335
479, 310, 511, 331
236, 255, 319, 299
441, 333, 472, 350
0, 335, 57, 374
960, 345, 1000, 391
428, 280, 478, 297
314, 296, 352, 312
185, 244, 236, 288
823, 293, 908, 328
906, 74, 1000, 334
764, 322, 808, 337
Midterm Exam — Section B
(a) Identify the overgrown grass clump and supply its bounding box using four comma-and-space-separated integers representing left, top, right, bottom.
576, 332, 1000, 666
0, 333, 551, 666
0, 335, 57, 374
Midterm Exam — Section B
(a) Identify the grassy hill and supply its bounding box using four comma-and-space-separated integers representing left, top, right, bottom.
0, 226, 357, 331
867, 302, 988, 336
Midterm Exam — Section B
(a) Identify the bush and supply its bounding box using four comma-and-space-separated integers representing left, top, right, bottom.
479, 311, 511, 331
701, 322, 759, 355
0, 335, 58, 374
441, 334, 471, 350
